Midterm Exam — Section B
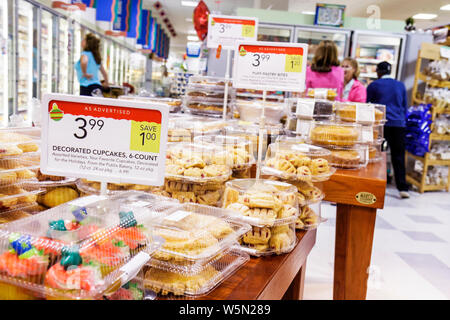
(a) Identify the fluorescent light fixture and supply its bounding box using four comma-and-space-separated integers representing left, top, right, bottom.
187, 35, 199, 41
185, 18, 193, 22
440, 4, 450, 10
187, 29, 197, 34
302, 11, 315, 15
412, 13, 437, 19
181, 1, 198, 7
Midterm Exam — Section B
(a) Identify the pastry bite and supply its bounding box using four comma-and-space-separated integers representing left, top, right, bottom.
328, 145, 369, 169
241, 223, 296, 255
296, 204, 320, 230
335, 102, 386, 124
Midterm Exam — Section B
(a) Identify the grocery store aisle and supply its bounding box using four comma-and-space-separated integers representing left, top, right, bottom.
303, 185, 450, 300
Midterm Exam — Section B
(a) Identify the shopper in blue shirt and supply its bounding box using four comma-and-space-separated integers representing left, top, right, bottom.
75, 33, 109, 96
367, 61, 409, 198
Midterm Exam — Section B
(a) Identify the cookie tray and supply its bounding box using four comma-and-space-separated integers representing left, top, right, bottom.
144, 248, 249, 297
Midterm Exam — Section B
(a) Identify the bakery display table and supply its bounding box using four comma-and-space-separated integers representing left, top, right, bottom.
158, 229, 317, 300
322, 154, 387, 300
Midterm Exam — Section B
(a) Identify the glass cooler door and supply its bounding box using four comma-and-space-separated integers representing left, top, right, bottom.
294, 26, 351, 64
40, 9, 53, 97
58, 17, 69, 93
0, 0, 8, 126
257, 23, 294, 43
351, 31, 406, 85
16, 0, 34, 117
72, 22, 81, 95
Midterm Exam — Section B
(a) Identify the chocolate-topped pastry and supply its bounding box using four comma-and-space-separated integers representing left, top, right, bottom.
313, 100, 333, 118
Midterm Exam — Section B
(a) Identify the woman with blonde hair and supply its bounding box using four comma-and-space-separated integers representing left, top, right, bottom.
305, 40, 344, 100
341, 57, 366, 102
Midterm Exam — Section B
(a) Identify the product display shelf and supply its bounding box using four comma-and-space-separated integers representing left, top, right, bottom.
407, 43, 450, 193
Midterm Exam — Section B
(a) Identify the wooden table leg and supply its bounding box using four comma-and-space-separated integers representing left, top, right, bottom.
333, 204, 377, 300
282, 260, 307, 300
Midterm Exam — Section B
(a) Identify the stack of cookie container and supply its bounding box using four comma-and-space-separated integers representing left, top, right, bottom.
154, 143, 234, 206
0, 191, 169, 300
0, 127, 46, 224
183, 76, 235, 118
260, 141, 335, 230
142, 202, 251, 298
221, 179, 300, 256
167, 116, 228, 143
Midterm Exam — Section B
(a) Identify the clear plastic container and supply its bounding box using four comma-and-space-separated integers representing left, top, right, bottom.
145, 203, 251, 268
306, 88, 338, 101
236, 92, 284, 102
368, 140, 384, 163
0, 191, 166, 300
309, 121, 362, 147
0, 183, 45, 212
188, 75, 232, 88
263, 142, 335, 182
0, 155, 40, 186
327, 144, 369, 169
235, 100, 286, 125
103, 272, 146, 300
290, 98, 334, 120
335, 102, 386, 125
184, 96, 233, 117
161, 179, 226, 207
166, 143, 232, 184
186, 86, 236, 99
193, 135, 255, 170
76, 179, 157, 196
118, 96, 182, 113
34, 182, 80, 209
222, 179, 299, 227
0, 202, 44, 224
143, 248, 249, 297
296, 201, 322, 230
239, 223, 297, 257
0, 127, 41, 158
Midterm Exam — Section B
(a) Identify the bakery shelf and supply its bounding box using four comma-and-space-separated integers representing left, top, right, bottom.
430, 133, 450, 141
406, 175, 448, 192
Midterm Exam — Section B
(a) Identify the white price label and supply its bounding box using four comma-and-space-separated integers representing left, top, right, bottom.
68, 195, 108, 207
296, 98, 315, 119
440, 46, 450, 59
361, 126, 374, 143
164, 210, 192, 222
40, 94, 170, 186
296, 119, 312, 137
356, 104, 375, 123
207, 15, 258, 49
314, 88, 328, 99
233, 41, 308, 92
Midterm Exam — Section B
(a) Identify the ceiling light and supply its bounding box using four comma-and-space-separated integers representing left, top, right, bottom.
187, 29, 197, 35
412, 13, 438, 19
181, 1, 198, 7
185, 18, 193, 22
302, 11, 315, 15
440, 4, 450, 10
187, 35, 199, 41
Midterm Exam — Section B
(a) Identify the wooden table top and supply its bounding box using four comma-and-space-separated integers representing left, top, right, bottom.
157, 229, 317, 300
322, 154, 387, 209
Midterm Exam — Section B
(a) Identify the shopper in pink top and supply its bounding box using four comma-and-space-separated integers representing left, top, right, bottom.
305, 40, 344, 101
341, 57, 367, 102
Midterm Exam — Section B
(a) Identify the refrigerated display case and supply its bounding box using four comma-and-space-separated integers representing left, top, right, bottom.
257, 23, 294, 43
294, 26, 351, 63
351, 31, 406, 85
58, 17, 69, 93
40, 9, 53, 97
16, 0, 34, 117
72, 22, 81, 95
0, 0, 8, 126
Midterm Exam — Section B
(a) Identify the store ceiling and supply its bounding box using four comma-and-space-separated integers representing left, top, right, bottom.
142, 0, 450, 56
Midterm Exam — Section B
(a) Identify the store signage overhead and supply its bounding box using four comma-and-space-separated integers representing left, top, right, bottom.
207, 15, 258, 50
233, 41, 308, 92
40, 94, 169, 186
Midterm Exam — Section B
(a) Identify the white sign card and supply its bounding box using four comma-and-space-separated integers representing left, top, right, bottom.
40, 94, 170, 186
207, 15, 258, 50
233, 41, 309, 92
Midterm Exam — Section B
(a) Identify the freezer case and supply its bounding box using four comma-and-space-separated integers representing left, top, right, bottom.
294, 26, 351, 63
40, 9, 53, 98
72, 22, 81, 95
351, 31, 406, 86
58, 17, 69, 94
0, 0, 8, 126
257, 23, 294, 43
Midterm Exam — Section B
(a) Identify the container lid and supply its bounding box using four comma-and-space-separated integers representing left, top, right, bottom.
295, 98, 334, 120
0, 127, 41, 154
335, 102, 387, 125
165, 143, 232, 184
306, 88, 337, 100
308, 121, 363, 147
188, 75, 232, 87
143, 248, 249, 297
325, 144, 369, 170
222, 179, 299, 227
235, 99, 284, 110
262, 142, 335, 182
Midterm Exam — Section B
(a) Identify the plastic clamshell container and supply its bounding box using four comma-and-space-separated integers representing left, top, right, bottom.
186, 85, 236, 99
0, 191, 167, 300
143, 248, 249, 297
262, 142, 335, 182
236, 92, 284, 102
292, 98, 334, 120
188, 75, 232, 88
0, 127, 41, 158
0, 183, 45, 212
368, 140, 384, 163
235, 100, 286, 125
222, 179, 299, 228
118, 96, 182, 113
239, 222, 297, 257
184, 96, 233, 117
335, 102, 387, 125
0, 202, 44, 224
326, 144, 369, 169
193, 135, 256, 170
75, 179, 162, 196
165, 143, 233, 184
145, 203, 251, 269
0, 155, 40, 187
306, 88, 338, 101
309, 121, 363, 147
296, 201, 322, 230
103, 272, 146, 300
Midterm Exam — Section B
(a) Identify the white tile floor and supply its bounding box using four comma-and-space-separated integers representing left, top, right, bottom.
303, 184, 450, 300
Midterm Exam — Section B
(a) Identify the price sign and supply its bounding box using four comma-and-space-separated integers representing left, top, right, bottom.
233, 41, 308, 92
40, 94, 169, 186
207, 15, 258, 49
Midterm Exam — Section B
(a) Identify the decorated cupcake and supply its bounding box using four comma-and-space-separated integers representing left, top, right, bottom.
44, 245, 104, 300
104, 280, 144, 300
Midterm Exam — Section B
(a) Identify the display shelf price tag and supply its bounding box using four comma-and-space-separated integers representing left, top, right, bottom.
40, 94, 169, 186
207, 15, 258, 49
233, 41, 308, 92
